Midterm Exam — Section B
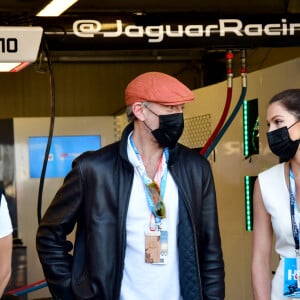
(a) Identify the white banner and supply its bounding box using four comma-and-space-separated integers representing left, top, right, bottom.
0, 27, 43, 62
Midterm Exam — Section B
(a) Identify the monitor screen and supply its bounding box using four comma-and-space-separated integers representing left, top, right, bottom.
28, 135, 101, 178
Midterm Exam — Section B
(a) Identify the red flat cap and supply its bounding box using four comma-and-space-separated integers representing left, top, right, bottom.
125, 72, 195, 106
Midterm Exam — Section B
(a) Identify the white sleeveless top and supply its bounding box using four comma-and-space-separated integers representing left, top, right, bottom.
259, 163, 297, 299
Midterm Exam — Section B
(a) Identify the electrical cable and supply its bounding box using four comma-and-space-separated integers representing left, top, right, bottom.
6, 279, 47, 296
204, 49, 247, 158
200, 50, 234, 156
37, 36, 56, 224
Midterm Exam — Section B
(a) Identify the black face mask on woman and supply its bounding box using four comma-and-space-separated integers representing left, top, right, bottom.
267, 121, 300, 162
144, 105, 184, 148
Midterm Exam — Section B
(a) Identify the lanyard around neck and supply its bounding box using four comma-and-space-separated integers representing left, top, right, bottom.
289, 166, 299, 253
129, 134, 169, 222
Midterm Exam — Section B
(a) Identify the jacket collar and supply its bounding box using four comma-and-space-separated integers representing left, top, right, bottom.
119, 122, 179, 166
119, 122, 133, 162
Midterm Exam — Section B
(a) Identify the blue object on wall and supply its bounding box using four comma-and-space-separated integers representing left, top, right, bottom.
28, 135, 101, 178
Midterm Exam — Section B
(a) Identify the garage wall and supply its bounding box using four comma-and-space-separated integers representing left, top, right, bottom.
0, 61, 202, 118
0, 47, 300, 119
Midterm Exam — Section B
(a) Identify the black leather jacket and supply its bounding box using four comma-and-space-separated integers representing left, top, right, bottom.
36, 123, 225, 300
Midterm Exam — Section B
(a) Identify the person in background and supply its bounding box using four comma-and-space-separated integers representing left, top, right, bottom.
252, 89, 300, 299
36, 71, 225, 300
0, 191, 13, 298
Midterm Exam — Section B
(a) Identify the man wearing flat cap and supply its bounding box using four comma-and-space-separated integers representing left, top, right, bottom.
37, 72, 225, 300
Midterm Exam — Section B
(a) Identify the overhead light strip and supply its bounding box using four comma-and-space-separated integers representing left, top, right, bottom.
36, 0, 78, 17
0, 62, 31, 72
0, 63, 20, 72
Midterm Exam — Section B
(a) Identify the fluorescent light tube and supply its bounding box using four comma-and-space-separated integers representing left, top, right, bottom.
0, 62, 30, 72
0, 63, 21, 72
36, 0, 78, 17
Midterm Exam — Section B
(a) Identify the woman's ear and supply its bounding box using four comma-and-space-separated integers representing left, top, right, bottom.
132, 102, 146, 121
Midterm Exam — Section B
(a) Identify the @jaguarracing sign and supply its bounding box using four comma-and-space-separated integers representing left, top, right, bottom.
72, 18, 300, 43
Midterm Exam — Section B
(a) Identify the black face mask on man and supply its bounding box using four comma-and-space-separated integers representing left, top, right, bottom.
144, 104, 184, 148
267, 121, 300, 162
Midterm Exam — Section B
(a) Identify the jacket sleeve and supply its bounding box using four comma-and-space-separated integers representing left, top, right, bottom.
198, 158, 225, 299
36, 160, 84, 300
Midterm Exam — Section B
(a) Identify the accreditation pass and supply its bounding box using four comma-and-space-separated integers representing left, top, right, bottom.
145, 230, 168, 264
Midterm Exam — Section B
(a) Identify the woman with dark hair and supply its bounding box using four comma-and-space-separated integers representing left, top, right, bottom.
252, 89, 300, 299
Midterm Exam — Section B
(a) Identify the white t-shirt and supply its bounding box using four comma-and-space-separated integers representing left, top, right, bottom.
0, 194, 13, 238
120, 133, 181, 300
